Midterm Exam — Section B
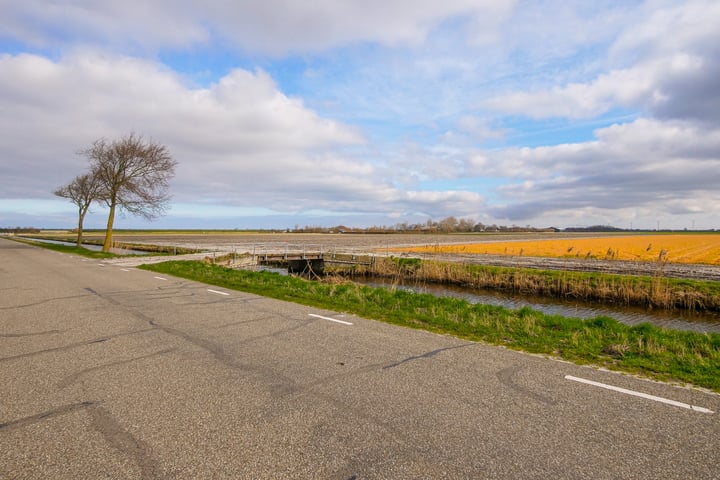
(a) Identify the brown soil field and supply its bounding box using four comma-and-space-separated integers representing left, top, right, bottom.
39, 231, 720, 281
76, 231, 620, 251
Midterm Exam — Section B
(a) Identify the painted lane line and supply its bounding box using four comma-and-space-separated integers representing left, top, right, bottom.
121, 268, 130, 272
154, 276, 167, 281
309, 313, 353, 326
207, 289, 230, 296
98, 264, 105, 267
565, 375, 714, 414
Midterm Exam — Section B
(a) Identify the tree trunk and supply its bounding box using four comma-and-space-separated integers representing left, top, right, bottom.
103, 202, 116, 252
77, 208, 85, 247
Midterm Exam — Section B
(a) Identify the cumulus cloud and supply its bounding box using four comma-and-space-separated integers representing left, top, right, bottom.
2, 1, 719, 229
485, 0, 720, 124
0, 0, 514, 55
477, 119, 720, 221
0, 52, 487, 222
460, 0, 720, 227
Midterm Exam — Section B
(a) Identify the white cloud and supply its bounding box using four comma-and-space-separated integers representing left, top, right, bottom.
0, 0, 515, 55
2, 1, 720, 230
0, 52, 359, 199
484, 0, 720, 123
476, 119, 720, 221
0, 1, 208, 51
0, 52, 490, 223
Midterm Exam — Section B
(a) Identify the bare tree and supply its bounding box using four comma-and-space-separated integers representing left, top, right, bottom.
81, 133, 177, 252
54, 172, 102, 247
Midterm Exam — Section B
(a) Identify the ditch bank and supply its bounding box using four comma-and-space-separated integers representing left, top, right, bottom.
327, 256, 720, 313
422, 252, 720, 282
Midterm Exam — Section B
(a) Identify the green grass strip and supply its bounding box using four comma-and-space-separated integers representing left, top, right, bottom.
12, 238, 119, 259
141, 261, 720, 392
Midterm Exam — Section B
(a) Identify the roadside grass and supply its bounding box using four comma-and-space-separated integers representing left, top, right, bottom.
349, 257, 720, 312
140, 261, 720, 392
14, 235, 189, 255
11, 238, 120, 259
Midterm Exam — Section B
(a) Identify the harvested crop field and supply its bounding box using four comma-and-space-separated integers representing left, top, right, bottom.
30, 231, 720, 281
66, 231, 625, 252
403, 234, 720, 265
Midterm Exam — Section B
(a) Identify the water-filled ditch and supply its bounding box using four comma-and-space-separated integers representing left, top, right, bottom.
258, 264, 720, 332
355, 276, 720, 333
26, 238, 151, 255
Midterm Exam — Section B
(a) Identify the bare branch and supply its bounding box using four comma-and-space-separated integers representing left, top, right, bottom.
79, 132, 177, 251
54, 172, 102, 246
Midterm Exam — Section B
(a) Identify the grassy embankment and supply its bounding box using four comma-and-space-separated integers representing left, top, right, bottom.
383, 234, 720, 312
349, 256, 720, 312
15, 235, 197, 255
141, 260, 720, 392
12, 238, 120, 259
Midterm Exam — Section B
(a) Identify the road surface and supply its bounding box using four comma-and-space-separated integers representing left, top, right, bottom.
1, 238, 718, 479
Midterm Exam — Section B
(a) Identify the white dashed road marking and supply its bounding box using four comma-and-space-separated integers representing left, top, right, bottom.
565, 375, 713, 414
309, 313, 353, 326
207, 289, 230, 296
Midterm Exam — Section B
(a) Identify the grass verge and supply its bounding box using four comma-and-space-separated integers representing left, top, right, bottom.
12, 238, 119, 259
140, 260, 720, 392
344, 257, 720, 312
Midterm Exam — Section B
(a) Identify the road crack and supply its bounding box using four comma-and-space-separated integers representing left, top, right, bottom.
58, 348, 177, 389
88, 405, 166, 479
382, 343, 474, 370
497, 365, 557, 405
0, 401, 96, 432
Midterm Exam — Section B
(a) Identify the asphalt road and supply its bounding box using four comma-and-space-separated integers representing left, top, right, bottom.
1, 238, 719, 479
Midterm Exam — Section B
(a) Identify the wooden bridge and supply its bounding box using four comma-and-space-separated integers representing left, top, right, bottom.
249, 243, 376, 275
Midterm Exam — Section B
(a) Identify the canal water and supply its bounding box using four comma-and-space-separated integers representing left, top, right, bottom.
27, 238, 151, 256
354, 277, 720, 334
258, 265, 720, 333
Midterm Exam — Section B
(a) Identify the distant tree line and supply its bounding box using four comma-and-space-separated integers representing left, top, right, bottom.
0, 227, 41, 234
290, 217, 561, 234
290, 221, 717, 234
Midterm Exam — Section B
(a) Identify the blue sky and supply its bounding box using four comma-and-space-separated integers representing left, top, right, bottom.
1, 0, 719, 230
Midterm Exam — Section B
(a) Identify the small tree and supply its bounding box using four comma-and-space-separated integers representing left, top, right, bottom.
54, 172, 102, 247
81, 133, 177, 252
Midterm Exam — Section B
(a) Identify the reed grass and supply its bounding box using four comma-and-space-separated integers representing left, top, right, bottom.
332, 257, 720, 312
140, 260, 720, 391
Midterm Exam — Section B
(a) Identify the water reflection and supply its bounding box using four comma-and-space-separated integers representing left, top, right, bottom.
357, 277, 720, 334
249, 266, 720, 333
26, 238, 151, 256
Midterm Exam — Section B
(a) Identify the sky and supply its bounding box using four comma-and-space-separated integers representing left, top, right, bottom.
1, 0, 719, 230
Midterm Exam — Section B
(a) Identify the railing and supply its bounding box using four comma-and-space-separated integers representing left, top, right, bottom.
250, 243, 325, 260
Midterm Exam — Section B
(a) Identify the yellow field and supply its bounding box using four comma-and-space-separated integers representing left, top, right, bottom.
406, 234, 720, 265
